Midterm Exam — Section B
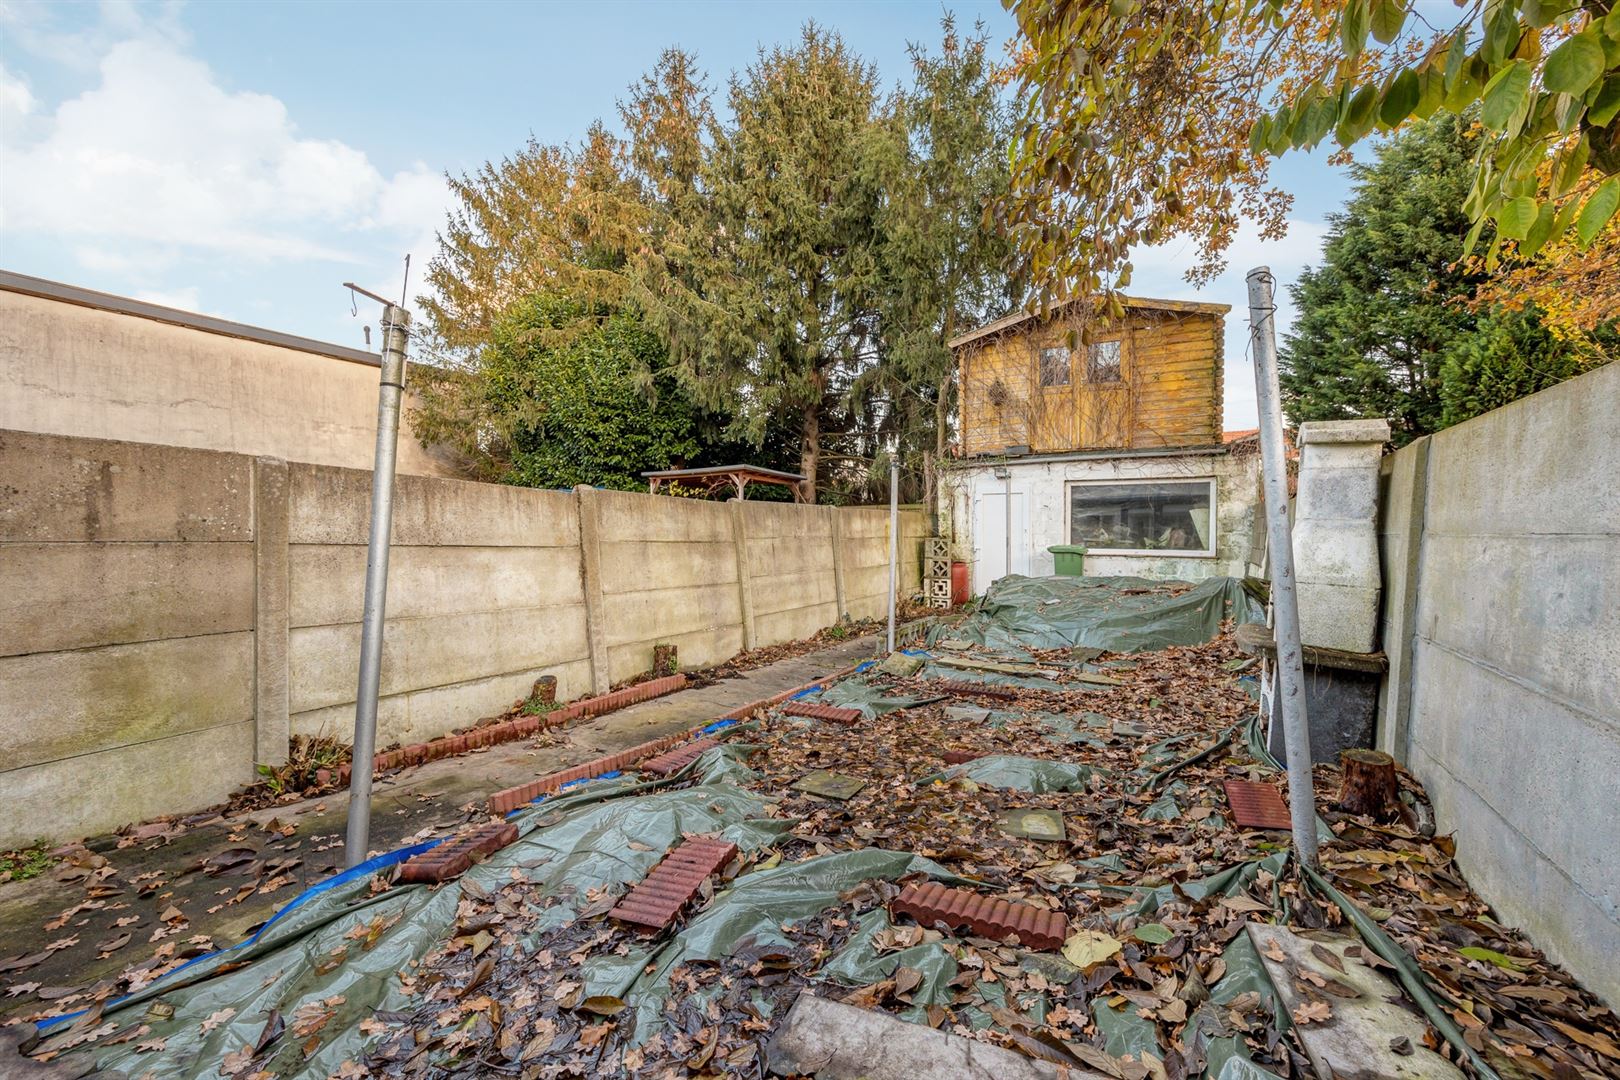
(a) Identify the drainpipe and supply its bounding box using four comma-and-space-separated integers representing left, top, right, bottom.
887, 456, 898, 652
1246, 267, 1318, 868
344, 301, 410, 869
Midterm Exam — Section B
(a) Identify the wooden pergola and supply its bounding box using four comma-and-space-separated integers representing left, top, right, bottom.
642, 464, 808, 502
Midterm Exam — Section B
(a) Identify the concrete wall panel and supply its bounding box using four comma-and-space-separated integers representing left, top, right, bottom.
288, 463, 579, 548
290, 660, 593, 748
600, 584, 742, 648
0, 722, 255, 850
1379, 364, 1620, 1007
596, 539, 737, 593
0, 542, 254, 655
0, 430, 252, 542
596, 490, 734, 543
288, 544, 583, 628
288, 606, 589, 713
0, 632, 254, 770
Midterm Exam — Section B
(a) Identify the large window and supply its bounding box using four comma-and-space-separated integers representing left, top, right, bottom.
1068, 479, 1215, 555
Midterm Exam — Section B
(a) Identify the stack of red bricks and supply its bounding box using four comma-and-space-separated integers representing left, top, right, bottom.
638, 738, 721, 777
933, 679, 1018, 701
891, 882, 1068, 951
397, 821, 519, 884
325, 673, 689, 786
488, 730, 720, 814
609, 836, 739, 930
780, 701, 863, 725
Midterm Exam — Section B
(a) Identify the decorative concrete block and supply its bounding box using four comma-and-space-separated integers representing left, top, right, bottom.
1293, 419, 1389, 652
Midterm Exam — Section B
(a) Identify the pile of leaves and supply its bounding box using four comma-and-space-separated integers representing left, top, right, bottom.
348, 634, 1620, 1079
17, 631, 1618, 1079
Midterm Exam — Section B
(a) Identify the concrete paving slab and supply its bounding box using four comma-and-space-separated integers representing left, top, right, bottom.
766, 992, 1108, 1079
1247, 924, 1464, 1080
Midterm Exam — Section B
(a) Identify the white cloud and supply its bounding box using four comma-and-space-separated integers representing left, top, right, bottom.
133, 284, 201, 311
0, 63, 35, 117
0, 37, 447, 267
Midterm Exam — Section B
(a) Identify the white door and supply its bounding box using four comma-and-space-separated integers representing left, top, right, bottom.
973, 489, 1029, 593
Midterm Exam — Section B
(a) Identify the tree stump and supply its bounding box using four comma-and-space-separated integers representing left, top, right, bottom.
653, 643, 678, 677
1337, 749, 1399, 819
531, 675, 557, 705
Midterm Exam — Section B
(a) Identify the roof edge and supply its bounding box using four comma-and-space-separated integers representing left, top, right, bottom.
948, 295, 1232, 350
0, 268, 382, 368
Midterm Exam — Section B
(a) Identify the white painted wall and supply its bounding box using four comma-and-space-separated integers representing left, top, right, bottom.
944, 448, 1261, 594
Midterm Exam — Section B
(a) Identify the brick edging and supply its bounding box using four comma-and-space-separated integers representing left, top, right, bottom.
484, 659, 868, 815
716, 660, 867, 721
325, 673, 689, 785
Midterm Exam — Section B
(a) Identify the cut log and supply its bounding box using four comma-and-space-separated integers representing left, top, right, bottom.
1337, 749, 1399, 819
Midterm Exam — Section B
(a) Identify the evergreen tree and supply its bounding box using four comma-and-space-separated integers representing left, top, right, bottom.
1437, 307, 1591, 428
445, 294, 702, 490
872, 17, 1023, 496
1280, 114, 1484, 444
672, 24, 887, 503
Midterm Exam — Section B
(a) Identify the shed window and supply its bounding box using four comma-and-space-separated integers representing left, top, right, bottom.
1068, 479, 1215, 555
1039, 346, 1071, 387
1087, 340, 1122, 383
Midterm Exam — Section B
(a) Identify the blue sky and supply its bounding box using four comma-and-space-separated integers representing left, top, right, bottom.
1, 0, 1357, 428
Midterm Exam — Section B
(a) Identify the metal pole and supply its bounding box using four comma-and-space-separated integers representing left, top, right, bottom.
1004, 466, 1012, 578
1246, 267, 1318, 868
886, 457, 898, 652
345, 303, 410, 868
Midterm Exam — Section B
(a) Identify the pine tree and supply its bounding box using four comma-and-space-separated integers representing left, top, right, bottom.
872, 17, 1023, 496
670, 24, 887, 503
1280, 114, 1484, 444
1438, 308, 1589, 428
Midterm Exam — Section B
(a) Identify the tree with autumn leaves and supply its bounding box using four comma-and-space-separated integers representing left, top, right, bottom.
1003, 0, 1617, 434
415, 20, 1019, 502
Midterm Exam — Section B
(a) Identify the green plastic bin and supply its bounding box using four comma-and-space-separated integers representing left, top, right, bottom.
1048, 544, 1087, 576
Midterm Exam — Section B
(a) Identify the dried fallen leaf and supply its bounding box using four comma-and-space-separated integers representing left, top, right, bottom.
199, 1007, 236, 1034
1061, 929, 1123, 970
1292, 999, 1332, 1025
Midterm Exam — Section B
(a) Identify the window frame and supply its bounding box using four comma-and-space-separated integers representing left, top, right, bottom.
1038, 345, 1072, 388
1065, 476, 1218, 558
1086, 339, 1123, 384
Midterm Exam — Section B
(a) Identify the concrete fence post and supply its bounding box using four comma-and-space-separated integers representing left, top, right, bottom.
830, 507, 849, 621
575, 486, 612, 695
1375, 436, 1431, 764
252, 456, 290, 767
730, 499, 757, 650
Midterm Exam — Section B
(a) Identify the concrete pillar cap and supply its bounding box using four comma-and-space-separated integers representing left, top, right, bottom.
1298, 419, 1391, 445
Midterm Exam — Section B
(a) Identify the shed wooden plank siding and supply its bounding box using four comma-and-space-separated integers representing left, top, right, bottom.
954, 300, 1227, 457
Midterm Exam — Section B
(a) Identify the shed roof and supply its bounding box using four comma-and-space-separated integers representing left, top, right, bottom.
947, 295, 1232, 351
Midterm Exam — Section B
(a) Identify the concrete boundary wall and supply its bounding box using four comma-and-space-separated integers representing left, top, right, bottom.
0, 428, 924, 846
1374, 362, 1619, 1007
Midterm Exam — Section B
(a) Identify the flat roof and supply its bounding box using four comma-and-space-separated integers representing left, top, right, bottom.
642, 464, 807, 482
0, 268, 382, 368
948, 294, 1232, 351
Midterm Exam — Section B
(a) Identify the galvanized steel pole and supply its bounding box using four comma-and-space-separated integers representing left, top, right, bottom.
1246, 267, 1318, 867
345, 303, 410, 868
886, 457, 898, 652
1004, 467, 1012, 579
